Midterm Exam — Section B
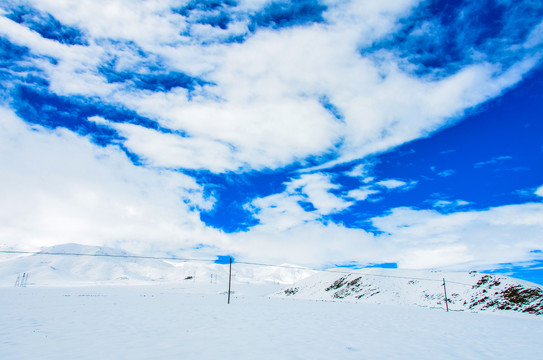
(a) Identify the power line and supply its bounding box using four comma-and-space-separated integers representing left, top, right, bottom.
0, 249, 473, 286
236, 261, 472, 285
0, 250, 216, 263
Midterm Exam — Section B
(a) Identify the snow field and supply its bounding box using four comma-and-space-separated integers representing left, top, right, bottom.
1, 284, 543, 360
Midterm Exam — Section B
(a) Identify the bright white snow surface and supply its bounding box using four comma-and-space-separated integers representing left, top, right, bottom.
273, 268, 543, 314
2, 283, 543, 360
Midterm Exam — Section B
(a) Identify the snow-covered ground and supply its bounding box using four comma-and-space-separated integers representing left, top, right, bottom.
2, 283, 543, 360
2, 245, 543, 359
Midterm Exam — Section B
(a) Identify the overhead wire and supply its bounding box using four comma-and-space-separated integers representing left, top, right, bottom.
0, 250, 217, 263
0, 249, 474, 286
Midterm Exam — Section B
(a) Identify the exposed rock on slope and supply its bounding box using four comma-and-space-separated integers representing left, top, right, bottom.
275, 269, 543, 315
468, 275, 543, 314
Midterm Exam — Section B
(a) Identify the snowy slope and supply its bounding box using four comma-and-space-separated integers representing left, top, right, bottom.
0, 243, 315, 286
0, 243, 177, 285
2, 246, 543, 359
274, 268, 543, 315
2, 285, 543, 360
3, 243, 542, 315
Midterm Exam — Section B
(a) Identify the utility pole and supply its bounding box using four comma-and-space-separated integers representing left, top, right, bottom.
442, 278, 449, 312
227, 257, 232, 304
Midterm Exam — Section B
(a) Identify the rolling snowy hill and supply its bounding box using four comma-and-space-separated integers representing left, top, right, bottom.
3, 243, 543, 315
0, 243, 314, 286
2, 244, 543, 359
275, 268, 543, 315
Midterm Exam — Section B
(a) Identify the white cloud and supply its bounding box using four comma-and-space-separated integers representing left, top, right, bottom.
347, 187, 380, 201
112, 122, 242, 173
474, 155, 513, 168
344, 162, 377, 184
437, 169, 455, 177
371, 204, 543, 269
246, 173, 352, 231
230, 201, 543, 269
286, 173, 352, 215
431, 167, 455, 178
345, 163, 370, 178
431, 200, 453, 208
376, 179, 407, 189
26, 0, 188, 48
0, 107, 226, 254
524, 19, 543, 48
2, 108, 542, 270
536, 185, 543, 197
376, 179, 417, 190
432, 199, 470, 209
2, 1, 543, 271
230, 221, 386, 267
0, 14, 70, 56
3, 1, 540, 173
246, 193, 319, 231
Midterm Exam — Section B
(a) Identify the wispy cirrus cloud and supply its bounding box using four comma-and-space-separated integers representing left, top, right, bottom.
286, 173, 352, 215
437, 169, 455, 177
2, 105, 542, 270
246, 172, 352, 227
346, 187, 380, 201
474, 155, 513, 168
376, 179, 417, 190
431, 199, 470, 211
2, 0, 542, 173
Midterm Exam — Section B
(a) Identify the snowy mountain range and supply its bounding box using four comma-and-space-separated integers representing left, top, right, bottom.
274, 269, 543, 315
2, 243, 542, 315
0, 243, 314, 286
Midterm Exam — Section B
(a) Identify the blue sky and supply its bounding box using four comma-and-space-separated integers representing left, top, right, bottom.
0, 0, 542, 283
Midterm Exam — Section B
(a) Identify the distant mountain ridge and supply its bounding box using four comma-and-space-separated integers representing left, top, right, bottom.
3, 244, 542, 315
274, 269, 543, 315
0, 243, 314, 286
